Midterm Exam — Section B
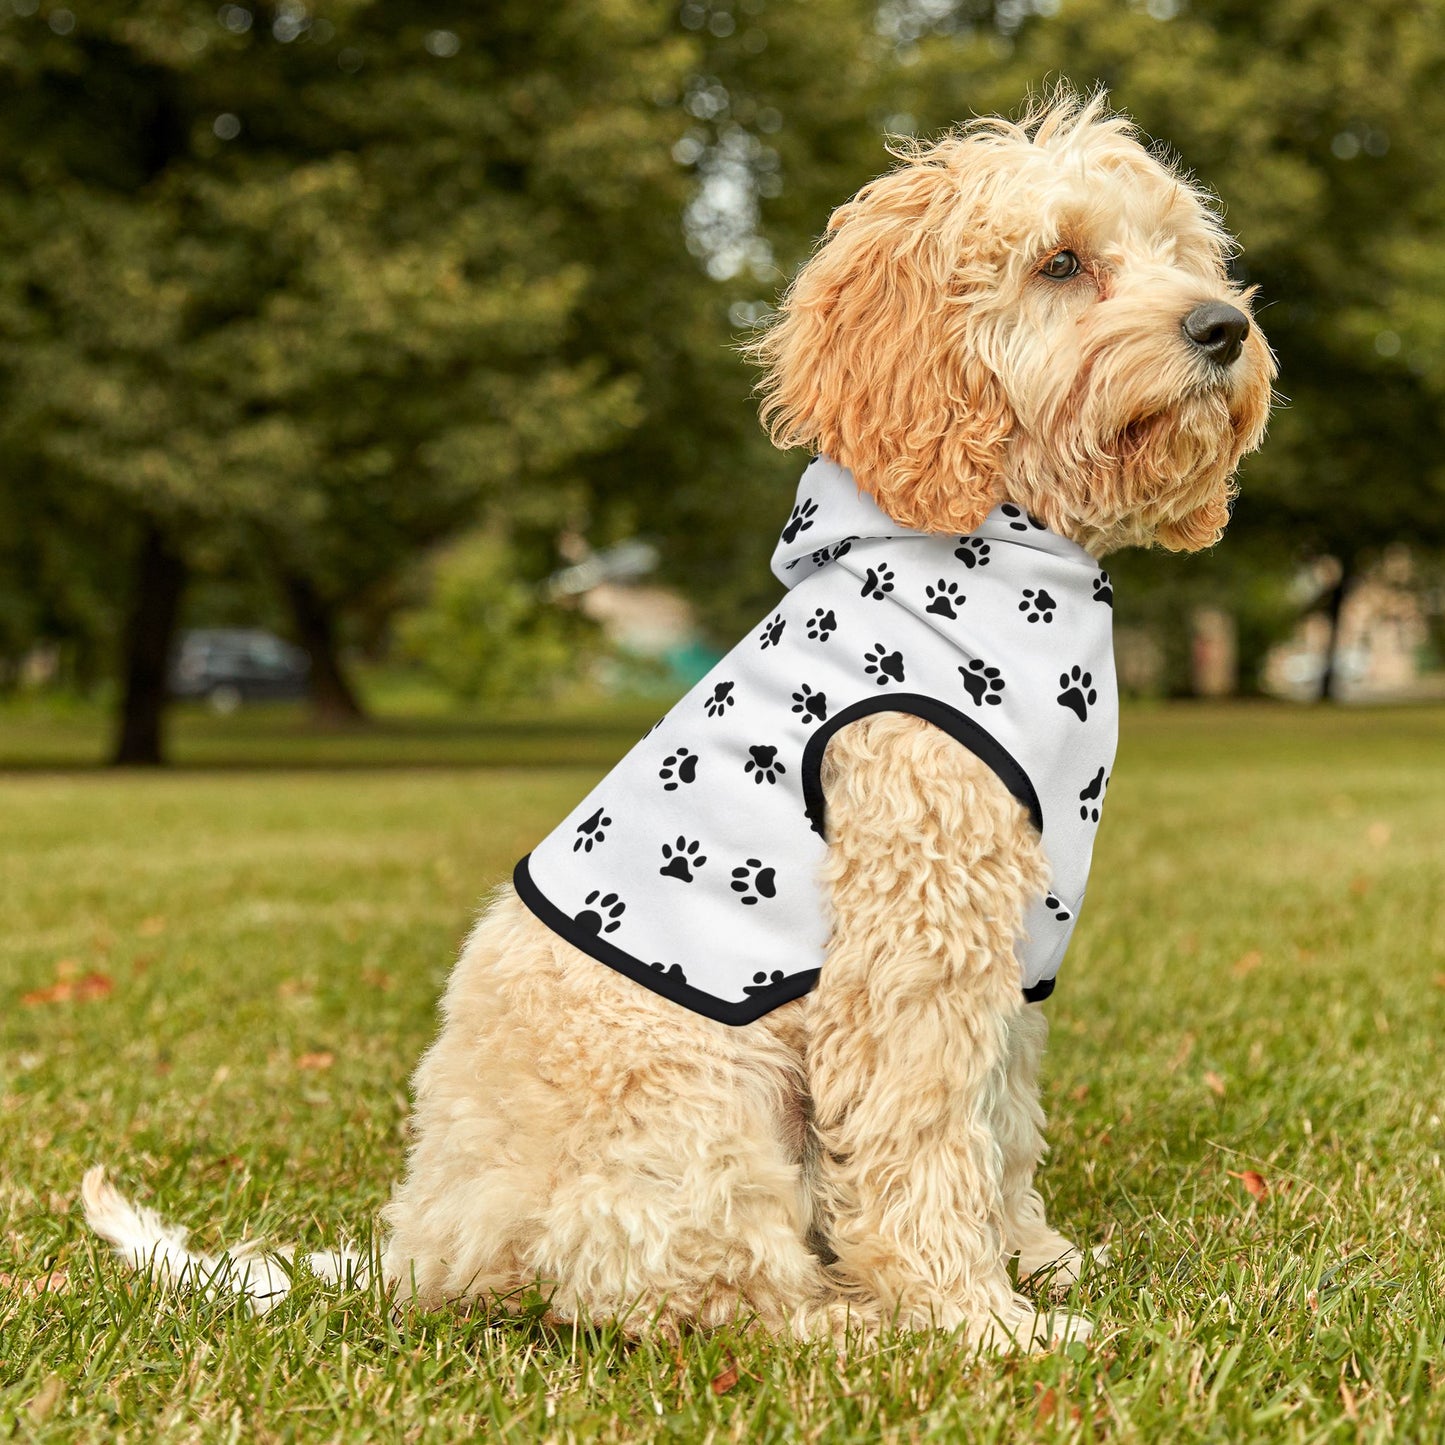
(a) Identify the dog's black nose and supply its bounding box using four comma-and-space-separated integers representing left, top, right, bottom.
1182, 302, 1250, 367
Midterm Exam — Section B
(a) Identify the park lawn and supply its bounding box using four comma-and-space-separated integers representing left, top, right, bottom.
1, 702, 1443, 1443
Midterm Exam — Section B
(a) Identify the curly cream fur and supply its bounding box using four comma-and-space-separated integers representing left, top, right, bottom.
381, 891, 827, 1335
86, 89, 1271, 1353
383, 716, 1087, 1350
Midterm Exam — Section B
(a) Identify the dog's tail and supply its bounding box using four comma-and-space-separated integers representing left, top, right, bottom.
81, 1165, 368, 1315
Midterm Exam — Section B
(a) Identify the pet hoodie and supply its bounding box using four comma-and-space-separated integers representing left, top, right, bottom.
515, 456, 1118, 1026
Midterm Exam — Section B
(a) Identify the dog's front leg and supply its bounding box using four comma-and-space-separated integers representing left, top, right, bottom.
994, 1005, 1099, 1289
806, 713, 1089, 1349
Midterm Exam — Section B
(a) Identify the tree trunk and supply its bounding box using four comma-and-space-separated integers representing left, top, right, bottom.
281, 571, 366, 725
112, 524, 187, 766
1317, 556, 1354, 703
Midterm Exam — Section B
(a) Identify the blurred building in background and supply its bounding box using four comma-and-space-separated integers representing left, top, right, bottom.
1263, 550, 1440, 701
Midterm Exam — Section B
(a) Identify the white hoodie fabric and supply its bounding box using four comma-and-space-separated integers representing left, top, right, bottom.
515, 457, 1118, 1026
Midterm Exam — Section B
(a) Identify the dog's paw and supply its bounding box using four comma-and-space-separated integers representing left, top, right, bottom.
972, 1295, 1092, 1354
1018, 1241, 1109, 1293
1033, 1309, 1093, 1349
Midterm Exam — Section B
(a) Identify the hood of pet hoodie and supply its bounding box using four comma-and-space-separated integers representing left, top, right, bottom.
514, 456, 1119, 1026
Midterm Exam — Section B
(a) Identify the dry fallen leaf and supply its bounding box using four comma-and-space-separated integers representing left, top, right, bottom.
1204, 1070, 1227, 1098
1365, 822, 1391, 849
295, 1052, 334, 1072
1232, 950, 1263, 977
1228, 1169, 1269, 1201
21, 972, 114, 1007
1434, 974, 1445, 990
1034, 1386, 1058, 1424
362, 969, 394, 992
1348, 875, 1372, 898
0, 1268, 70, 1299
1070, 1083, 1090, 1103
138, 915, 167, 937
710, 1357, 740, 1396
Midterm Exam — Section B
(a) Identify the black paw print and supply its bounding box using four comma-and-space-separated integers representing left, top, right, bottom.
730, 858, 778, 905
863, 644, 905, 685
704, 680, 736, 717
659, 748, 698, 790
745, 744, 787, 785
649, 960, 687, 983
573, 807, 610, 853
806, 608, 837, 641
1000, 503, 1046, 532
576, 891, 625, 935
1079, 766, 1108, 820
861, 564, 895, 600
810, 546, 833, 567
924, 580, 963, 619
1043, 893, 1072, 922
832, 537, 857, 559
1092, 571, 1114, 607
781, 497, 818, 543
1057, 666, 1097, 721
791, 684, 828, 723
659, 836, 707, 882
743, 969, 787, 997
1018, 588, 1058, 624
758, 613, 786, 649
954, 538, 991, 568
959, 659, 1005, 706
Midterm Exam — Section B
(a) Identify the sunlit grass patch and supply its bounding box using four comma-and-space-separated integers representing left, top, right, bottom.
2, 704, 1443, 1441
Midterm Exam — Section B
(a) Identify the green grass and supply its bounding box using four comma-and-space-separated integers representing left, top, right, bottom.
0, 685, 669, 771
2, 702, 1444, 1442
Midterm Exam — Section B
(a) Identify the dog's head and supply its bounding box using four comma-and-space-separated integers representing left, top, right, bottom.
750, 90, 1275, 554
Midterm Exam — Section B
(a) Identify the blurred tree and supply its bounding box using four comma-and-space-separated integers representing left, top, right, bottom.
0, 0, 694, 758
9, 0, 1440, 740
574, 0, 892, 636
0, 452, 129, 693
395, 530, 599, 705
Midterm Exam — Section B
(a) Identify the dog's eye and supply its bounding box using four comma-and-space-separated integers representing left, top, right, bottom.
1040, 250, 1081, 280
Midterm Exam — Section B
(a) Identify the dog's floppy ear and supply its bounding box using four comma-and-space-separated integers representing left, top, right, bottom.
749, 150, 1013, 535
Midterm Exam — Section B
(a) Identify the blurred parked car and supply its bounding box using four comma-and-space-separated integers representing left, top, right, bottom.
169, 629, 310, 712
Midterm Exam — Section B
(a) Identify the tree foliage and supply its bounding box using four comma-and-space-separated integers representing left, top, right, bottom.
395, 530, 600, 706
3, 0, 1442, 734
0, 1, 705, 750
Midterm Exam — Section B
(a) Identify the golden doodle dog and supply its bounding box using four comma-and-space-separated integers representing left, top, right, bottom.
85, 91, 1273, 1350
